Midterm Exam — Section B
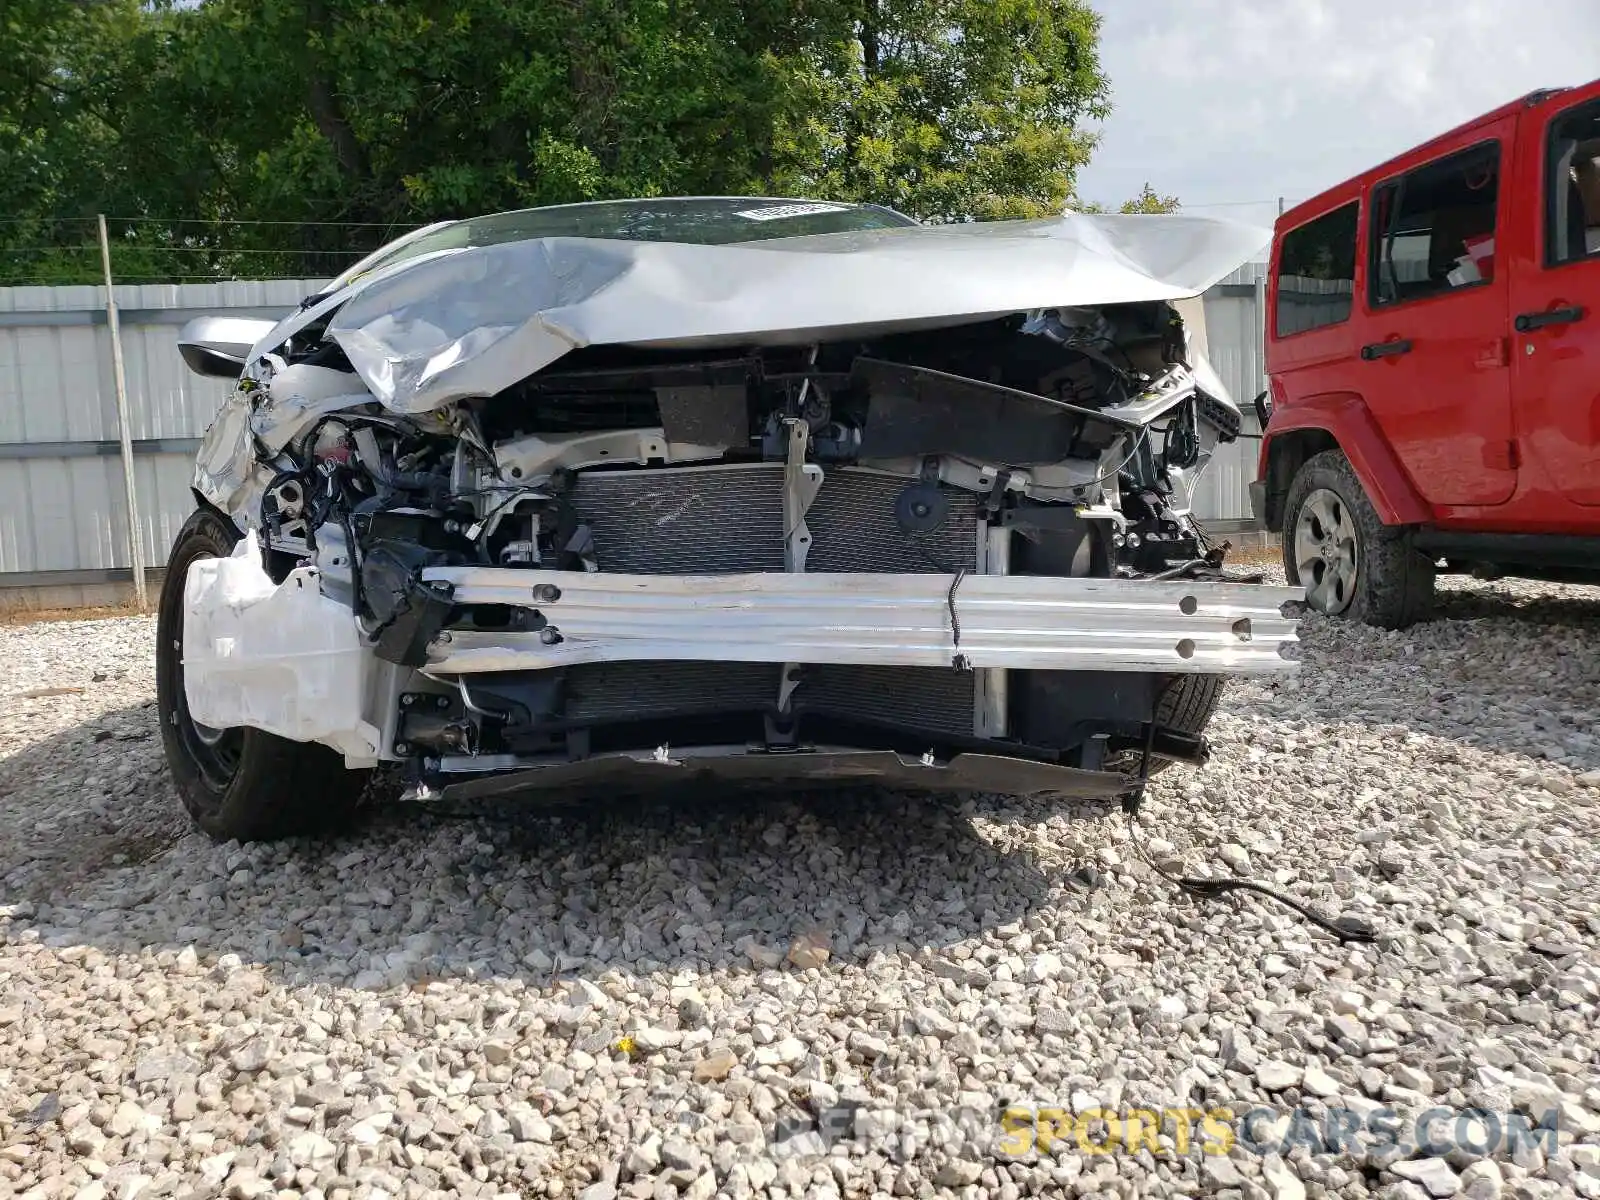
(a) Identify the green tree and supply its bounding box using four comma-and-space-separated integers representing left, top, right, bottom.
1, 0, 1184, 284
0, 0, 268, 282
767, 0, 1111, 221
178, 0, 1114, 224
1118, 182, 1181, 214
1067, 183, 1183, 215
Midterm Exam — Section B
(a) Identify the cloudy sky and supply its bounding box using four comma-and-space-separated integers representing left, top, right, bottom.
1078, 0, 1600, 234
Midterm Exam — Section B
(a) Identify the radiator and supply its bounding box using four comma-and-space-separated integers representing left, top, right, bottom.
569, 464, 786, 575
567, 464, 979, 575
807, 469, 979, 574
564, 661, 773, 723
563, 464, 979, 736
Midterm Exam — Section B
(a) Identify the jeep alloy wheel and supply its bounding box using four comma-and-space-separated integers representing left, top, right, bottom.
1292, 487, 1359, 614
1281, 450, 1435, 629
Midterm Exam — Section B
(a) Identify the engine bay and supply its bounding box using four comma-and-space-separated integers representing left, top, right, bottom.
234, 301, 1240, 587
177, 293, 1296, 796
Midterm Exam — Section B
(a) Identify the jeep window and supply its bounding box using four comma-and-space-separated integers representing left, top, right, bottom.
1369, 140, 1501, 308
1275, 201, 1358, 336
1547, 99, 1600, 266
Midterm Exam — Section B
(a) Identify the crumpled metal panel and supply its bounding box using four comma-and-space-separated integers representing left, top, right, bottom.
191, 389, 257, 517
232, 213, 1267, 416
421, 567, 1301, 676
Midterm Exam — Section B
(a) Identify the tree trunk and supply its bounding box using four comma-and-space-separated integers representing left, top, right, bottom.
303, 0, 368, 182
861, 4, 880, 73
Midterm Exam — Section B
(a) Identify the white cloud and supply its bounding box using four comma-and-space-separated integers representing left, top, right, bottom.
1078, 0, 1600, 230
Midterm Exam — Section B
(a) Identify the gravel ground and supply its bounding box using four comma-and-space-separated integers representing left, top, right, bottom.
1, 577, 1598, 1200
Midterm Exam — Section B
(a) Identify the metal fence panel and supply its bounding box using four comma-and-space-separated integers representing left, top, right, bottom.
0, 270, 1274, 595
1199, 280, 1268, 524
0, 280, 321, 593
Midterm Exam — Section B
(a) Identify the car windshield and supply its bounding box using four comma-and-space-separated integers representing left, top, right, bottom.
330, 197, 918, 290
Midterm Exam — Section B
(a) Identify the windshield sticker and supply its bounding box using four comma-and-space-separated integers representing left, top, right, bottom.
735, 202, 850, 221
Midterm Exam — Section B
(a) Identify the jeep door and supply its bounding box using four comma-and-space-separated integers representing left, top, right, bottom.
1360, 129, 1518, 507
1511, 83, 1600, 508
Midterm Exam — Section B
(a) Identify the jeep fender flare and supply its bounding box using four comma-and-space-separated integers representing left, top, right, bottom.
1256, 392, 1430, 531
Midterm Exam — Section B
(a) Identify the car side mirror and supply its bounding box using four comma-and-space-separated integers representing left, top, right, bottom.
177, 316, 278, 379
1251, 388, 1272, 430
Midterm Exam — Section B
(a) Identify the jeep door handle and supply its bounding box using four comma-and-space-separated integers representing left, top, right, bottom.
1360, 339, 1412, 360
1514, 306, 1585, 332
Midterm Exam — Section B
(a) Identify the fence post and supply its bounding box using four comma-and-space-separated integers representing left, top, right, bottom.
97, 213, 148, 613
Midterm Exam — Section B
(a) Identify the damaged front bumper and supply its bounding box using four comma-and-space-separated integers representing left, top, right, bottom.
182, 536, 1301, 794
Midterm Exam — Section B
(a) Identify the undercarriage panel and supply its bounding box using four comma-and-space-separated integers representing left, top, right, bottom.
436, 745, 1135, 804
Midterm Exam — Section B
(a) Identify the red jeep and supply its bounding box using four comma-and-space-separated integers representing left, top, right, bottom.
1253, 79, 1600, 627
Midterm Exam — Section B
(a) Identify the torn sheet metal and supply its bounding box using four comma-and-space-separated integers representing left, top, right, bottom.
252, 364, 375, 454
191, 363, 376, 521
240, 213, 1266, 415
192, 388, 260, 519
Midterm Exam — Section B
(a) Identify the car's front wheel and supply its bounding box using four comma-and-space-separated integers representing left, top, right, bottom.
156, 508, 366, 842
1282, 449, 1434, 629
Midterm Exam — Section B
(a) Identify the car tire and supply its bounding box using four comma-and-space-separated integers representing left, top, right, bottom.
156, 507, 367, 842
1104, 673, 1225, 777
1155, 672, 1225, 743
1055, 505, 1223, 776
1282, 449, 1434, 629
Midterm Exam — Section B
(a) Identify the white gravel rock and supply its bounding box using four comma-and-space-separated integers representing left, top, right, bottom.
1392, 1157, 1464, 1197
1257, 1060, 1303, 1091
1461, 1159, 1505, 1200
2, 575, 1598, 1198
1264, 1152, 1309, 1200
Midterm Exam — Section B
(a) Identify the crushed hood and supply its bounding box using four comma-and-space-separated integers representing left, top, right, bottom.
274, 213, 1266, 415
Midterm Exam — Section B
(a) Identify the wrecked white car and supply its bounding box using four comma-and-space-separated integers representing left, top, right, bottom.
161, 197, 1300, 842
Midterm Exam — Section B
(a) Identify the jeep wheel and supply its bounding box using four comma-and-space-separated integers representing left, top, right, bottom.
1282, 449, 1434, 629
156, 508, 367, 842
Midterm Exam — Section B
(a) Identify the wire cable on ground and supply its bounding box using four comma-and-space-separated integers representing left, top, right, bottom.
1120, 722, 1380, 945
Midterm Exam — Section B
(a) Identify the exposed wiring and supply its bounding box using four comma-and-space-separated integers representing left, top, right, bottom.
1146, 557, 1210, 581
1120, 722, 1379, 946
1078, 426, 1152, 493
903, 529, 972, 670
1128, 811, 1379, 945
946, 567, 969, 668
464, 490, 531, 542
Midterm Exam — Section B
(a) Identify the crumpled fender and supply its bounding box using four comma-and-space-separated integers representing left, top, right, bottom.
1259, 390, 1430, 527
